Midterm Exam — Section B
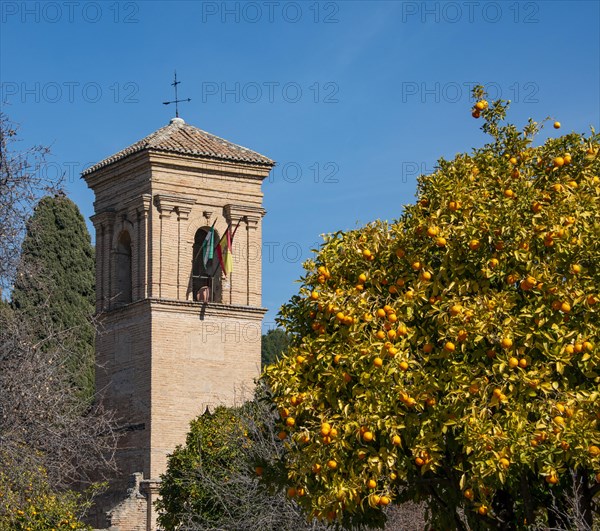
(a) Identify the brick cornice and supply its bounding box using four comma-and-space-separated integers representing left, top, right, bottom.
224, 204, 266, 229
97, 298, 267, 320
90, 210, 116, 228
154, 194, 196, 219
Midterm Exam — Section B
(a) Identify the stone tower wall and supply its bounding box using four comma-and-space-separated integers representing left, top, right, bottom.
85, 143, 272, 530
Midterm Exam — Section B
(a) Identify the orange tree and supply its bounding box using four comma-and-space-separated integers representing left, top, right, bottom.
0, 454, 96, 531
263, 87, 600, 529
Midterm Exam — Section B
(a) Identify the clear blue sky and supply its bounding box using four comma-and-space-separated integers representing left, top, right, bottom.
1, 1, 599, 328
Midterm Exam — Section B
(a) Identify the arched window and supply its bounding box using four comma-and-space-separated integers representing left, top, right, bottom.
115, 231, 132, 306
192, 228, 222, 303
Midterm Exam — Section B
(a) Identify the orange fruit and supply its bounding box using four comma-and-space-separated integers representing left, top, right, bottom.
499, 458, 510, 469
553, 121, 561, 129
564, 344, 575, 355
553, 156, 565, 167
436, 236, 447, 247
363, 431, 374, 442
312, 463, 321, 473
444, 341, 456, 352
285, 417, 295, 427
508, 357, 519, 368
327, 460, 337, 470
560, 302, 571, 313
399, 361, 409, 371
255, 466, 263, 476
450, 304, 462, 316
423, 343, 434, 353
373, 357, 383, 368
583, 341, 593, 352
468, 239, 480, 250
392, 435, 401, 446
478, 505, 488, 516
367, 479, 377, 489
379, 495, 391, 506
464, 488, 475, 500
500, 337, 513, 349
518, 358, 527, 368
589, 445, 600, 457
321, 422, 331, 436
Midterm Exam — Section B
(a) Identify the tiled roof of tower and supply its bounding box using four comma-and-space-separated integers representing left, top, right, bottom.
82, 118, 274, 175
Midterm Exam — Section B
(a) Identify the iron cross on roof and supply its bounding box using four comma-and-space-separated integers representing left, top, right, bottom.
163, 71, 191, 118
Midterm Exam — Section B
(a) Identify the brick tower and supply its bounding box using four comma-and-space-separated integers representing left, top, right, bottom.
82, 117, 274, 530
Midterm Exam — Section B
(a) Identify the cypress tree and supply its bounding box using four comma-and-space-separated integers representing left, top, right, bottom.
12, 194, 95, 400
261, 328, 290, 368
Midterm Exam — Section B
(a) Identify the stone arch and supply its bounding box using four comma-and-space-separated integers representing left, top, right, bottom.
192, 227, 222, 303
115, 230, 132, 306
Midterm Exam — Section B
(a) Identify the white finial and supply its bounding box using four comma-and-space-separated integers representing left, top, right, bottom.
170, 117, 185, 125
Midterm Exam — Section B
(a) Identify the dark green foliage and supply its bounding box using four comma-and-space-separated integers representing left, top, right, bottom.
11, 195, 95, 400
156, 407, 246, 530
156, 387, 331, 531
261, 328, 290, 367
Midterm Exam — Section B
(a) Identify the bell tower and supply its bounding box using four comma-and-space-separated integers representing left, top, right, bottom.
83, 116, 274, 530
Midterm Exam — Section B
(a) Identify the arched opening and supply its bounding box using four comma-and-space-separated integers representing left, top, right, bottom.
192, 228, 222, 303
115, 231, 132, 306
